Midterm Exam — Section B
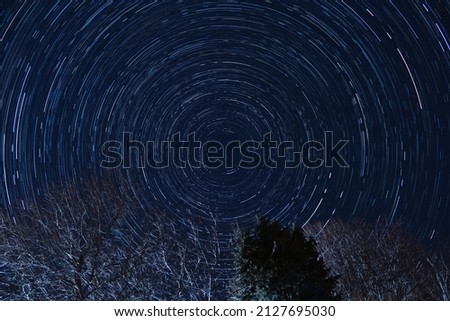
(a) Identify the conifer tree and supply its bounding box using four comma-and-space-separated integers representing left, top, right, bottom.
233, 218, 339, 300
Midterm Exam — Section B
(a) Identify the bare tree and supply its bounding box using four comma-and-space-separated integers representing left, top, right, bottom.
144, 210, 225, 300
304, 219, 433, 300
425, 250, 450, 300
0, 178, 223, 300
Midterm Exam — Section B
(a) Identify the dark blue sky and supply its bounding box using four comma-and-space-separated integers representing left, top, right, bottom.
1, 1, 449, 241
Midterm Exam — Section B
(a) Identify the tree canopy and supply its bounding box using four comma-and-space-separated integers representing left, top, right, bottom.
233, 218, 339, 300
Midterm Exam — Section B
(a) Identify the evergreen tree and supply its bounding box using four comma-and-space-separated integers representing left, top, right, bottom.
233, 218, 339, 300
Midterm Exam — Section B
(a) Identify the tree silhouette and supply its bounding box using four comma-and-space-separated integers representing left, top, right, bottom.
232, 218, 339, 300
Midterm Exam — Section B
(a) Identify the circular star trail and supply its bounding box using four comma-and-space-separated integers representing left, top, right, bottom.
1, 1, 449, 239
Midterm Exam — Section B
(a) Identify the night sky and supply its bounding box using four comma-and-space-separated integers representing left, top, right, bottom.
1, 2, 449, 241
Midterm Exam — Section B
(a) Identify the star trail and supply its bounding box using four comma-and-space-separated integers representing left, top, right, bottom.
1, 1, 449, 240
